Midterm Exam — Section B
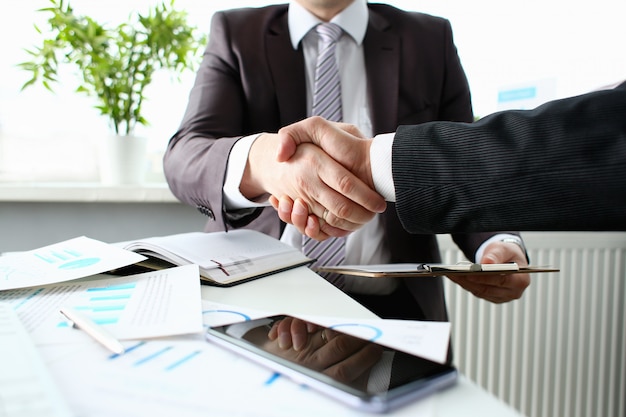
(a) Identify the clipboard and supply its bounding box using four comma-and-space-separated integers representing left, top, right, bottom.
315, 262, 559, 278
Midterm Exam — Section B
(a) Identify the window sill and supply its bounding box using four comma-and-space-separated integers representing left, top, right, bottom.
0, 181, 179, 203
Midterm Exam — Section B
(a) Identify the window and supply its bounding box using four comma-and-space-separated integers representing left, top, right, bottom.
1, 0, 624, 182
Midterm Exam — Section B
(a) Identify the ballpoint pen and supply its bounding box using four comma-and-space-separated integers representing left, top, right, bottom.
59, 307, 125, 355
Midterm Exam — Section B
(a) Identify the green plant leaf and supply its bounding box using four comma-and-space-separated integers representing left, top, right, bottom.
18, 0, 206, 136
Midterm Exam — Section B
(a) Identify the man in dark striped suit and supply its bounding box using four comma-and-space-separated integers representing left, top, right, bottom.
272, 81, 626, 233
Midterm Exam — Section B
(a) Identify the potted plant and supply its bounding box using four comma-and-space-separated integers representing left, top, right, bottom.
19, 0, 206, 184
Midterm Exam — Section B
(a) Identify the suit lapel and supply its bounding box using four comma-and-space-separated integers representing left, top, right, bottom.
265, 9, 400, 131
266, 15, 307, 125
363, 11, 399, 134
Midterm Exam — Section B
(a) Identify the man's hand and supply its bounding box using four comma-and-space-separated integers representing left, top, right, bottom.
446, 240, 531, 303
268, 117, 386, 239
269, 195, 330, 241
241, 130, 385, 237
276, 117, 376, 188
267, 314, 319, 351
264, 316, 383, 386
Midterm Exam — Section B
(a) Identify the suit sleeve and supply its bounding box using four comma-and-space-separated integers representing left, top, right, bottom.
392, 82, 626, 233
163, 11, 264, 231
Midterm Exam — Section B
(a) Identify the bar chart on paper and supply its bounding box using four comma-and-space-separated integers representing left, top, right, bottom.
57, 282, 136, 328
1, 265, 203, 344
108, 340, 204, 372
1, 280, 141, 342
0, 236, 145, 290
50, 335, 351, 417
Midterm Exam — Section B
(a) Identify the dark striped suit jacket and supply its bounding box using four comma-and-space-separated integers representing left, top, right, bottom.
393, 82, 626, 233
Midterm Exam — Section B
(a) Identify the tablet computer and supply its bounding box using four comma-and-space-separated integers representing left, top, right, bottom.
206, 315, 457, 413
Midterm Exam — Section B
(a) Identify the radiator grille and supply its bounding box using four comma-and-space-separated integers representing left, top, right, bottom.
439, 232, 626, 417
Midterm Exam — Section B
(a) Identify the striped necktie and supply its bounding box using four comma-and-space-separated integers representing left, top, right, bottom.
303, 22, 346, 287
311, 23, 343, 122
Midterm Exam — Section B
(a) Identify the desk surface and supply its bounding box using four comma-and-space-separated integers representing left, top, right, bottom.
31, 266, 522, 417
200, 267, 522, 417
0, 181, 178, 203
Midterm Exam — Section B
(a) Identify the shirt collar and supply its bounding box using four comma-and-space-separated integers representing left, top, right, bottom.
288, 0, 368, 49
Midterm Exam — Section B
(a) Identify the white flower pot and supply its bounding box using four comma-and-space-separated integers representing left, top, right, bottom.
98, 134, 148, 185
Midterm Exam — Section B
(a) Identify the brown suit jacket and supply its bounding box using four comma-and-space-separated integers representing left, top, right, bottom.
164, 4, 520, 321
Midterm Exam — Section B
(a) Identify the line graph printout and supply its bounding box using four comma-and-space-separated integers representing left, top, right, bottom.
0, 236, 146, 290
0, 265, 203, 344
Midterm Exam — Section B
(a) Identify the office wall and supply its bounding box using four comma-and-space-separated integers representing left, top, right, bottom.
2, 0, 625, 183
0, 202, 205, 253
439, 232, 626, 417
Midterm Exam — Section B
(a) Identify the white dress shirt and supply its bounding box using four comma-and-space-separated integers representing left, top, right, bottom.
223, 0, 396, 294
222, 0, 505, 293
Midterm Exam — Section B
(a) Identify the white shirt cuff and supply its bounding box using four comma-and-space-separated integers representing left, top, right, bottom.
370, 133, 396, 202
475, 233, 522, 262
223, 134, 271, 210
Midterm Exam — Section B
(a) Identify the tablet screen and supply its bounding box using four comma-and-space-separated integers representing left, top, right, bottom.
206, 315, 456, 412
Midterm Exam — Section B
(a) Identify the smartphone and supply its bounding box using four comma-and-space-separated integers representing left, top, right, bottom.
205, 315, 457, 413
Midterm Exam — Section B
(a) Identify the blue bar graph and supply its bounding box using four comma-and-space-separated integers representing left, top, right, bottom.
108, 342, 204, 373
34, 247, 101, 270
164, 351, 202, 371
109, 341, 146, 359
90, 294, 131, 302
79, 305, 126, 312
264, 372, 281, 386
134, 346, 174, 366
58, 283, 137, 328
87, 283, 136, 292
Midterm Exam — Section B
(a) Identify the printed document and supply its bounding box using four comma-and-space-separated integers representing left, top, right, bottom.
0, 302, 73, 417
0, 265, 203, 344
0, 236, 146, 290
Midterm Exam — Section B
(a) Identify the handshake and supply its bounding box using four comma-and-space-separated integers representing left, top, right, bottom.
242, 116, 388, 242
238, 117, 534, 305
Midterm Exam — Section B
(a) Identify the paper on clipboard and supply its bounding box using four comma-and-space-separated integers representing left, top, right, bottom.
316, 262, 559, 278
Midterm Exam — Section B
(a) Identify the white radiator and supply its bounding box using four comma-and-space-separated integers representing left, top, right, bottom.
438, 232, 626, 417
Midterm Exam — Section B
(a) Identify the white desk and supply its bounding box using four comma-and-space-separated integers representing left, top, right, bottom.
31, 267, 522, 417
200, 267, 523, 417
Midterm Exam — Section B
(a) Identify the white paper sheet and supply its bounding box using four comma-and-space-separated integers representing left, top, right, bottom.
0, 236, 146, 290
0, 303, 73, 417
41, 336, 435, 417
0, 265, 203, 345
297, 315, 451, 364
9, 292, 437, 417
200, 300, 451, 364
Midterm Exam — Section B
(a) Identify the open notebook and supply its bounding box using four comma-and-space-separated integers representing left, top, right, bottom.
122, 229, 313, 286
